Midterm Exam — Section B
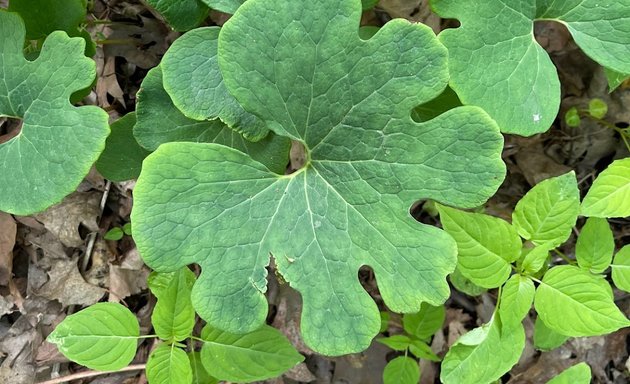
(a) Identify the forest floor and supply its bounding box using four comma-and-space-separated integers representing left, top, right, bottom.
0, 0, 629, 383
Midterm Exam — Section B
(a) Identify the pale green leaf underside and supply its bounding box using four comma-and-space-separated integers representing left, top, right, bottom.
200, 325, 303, 382
146, 344, 192, 384
440, 315, 525, 384
134, 66, 290, 174
534, 265, 630, 336
148, 268, 196, 342
438, 205, 521, 288
612, 245, 630, 292
512, 172, 579, 247
144, 0, 208, 31
575, 217, 614, 273
432, 0, 630, 136
132, 0, 505, 355
449, 268, 487, 297
547, 363, 591, 384
47, 303, 140, 371
161, 27, 268, 141
499, 275, 534, 328
0, 11, 109, 215
383, 356, 420, 384
581, 158, 630, 218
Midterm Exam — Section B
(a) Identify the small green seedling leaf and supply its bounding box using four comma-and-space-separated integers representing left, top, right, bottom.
499, 275, 534, 328
146, 343, 192, 384
564, 107, 581, 128
161, 27, 268, 141
605, 68, 630, 92
534, 265, 630, 336
0, 11, 109, 215
438, 205, 521, 288
377, 334, 413, 351
383, 356, 420, 384
146, 343, 193, 384
47, 303, 140, 371
533, 317, 568, 351
449, 268, 487, 297
200, 325, 303, 382
104, 227, 124, 241
148, 268, 196, 342
402, 303, 445, 340
575, 217, 614, 273
144, 0, 208, 31
588, 98, 608, 119
189, 352, 218, 384
379, 311, 390, 333
132, 0, 505, 355
409, 339, 441, 362
122, 222, 132, 236
432, 0, 630, 135
612, 245, 630, 292
512, 172, 579, 247
441, 315, 525, 384
96, 113, 150, 182
520, 243, 553, 275
134, 66, 290, 174
547, 363, 591, 384
581, 158, 630, 218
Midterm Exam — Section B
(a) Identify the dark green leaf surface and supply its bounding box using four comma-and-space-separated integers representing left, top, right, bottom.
432, 0, 630, 135
134, 66, 290, 174
47, 303, 140, 371
132, 0, 505, 355
96, 113, 150, 181
161, 27, 268, 141
533, 317, 568, 351
8, 0, 86, 40
144, 0, 208, 31
201, 0, 245, 14
0, 11, 109, 215
146, 344, 192, 384
200, 325, 303, 382
148, 268, 196, 342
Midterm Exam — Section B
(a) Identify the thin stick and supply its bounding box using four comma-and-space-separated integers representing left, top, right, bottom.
37, 364, 146, 384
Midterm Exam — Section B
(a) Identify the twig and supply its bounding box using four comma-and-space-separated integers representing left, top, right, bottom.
38, 364, 146, 384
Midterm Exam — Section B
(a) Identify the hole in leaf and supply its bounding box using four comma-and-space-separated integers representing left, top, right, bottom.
288, 141, 309, 174
0, 117, 23, 144
615, 121, 629, 129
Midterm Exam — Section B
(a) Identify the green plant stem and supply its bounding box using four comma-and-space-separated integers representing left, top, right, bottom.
37, 364, 146, 384
553, 249, 575, 265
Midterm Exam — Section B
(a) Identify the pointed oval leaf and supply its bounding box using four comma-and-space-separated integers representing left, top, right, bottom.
144, 0, 208, 31
533, 317, 568, 351
161, 27, 268, 141
402, 303, 445, 340
520, 243, 553, 275
575, 217, 614, 273
383, 356, 419, 384
440, 315, 525, 384
612, 245, 630, 292
512, 172, 579, 247
581, 158, 630, 218
499, 275, 534, 328
376, 335, 412, 351
200, 325, 303, 382
148, 268, 196, 342
47, 303, 140, 371
409, 339, 441, 362
547, 363, 591, 384
534, 265, 630, 336
432, 0, 630, 135
133, 0, 505, 355
0, 12, 109, 215
146, 344, 192, 384
134, 66, 290, 174
96, 113, 150, 181
438, 205, 521, 288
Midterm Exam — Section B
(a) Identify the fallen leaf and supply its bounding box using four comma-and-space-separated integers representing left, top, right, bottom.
34, 192, 101, 248
108, 264, 149, 302
0, 212, 16, 285
34, 258, 106, 307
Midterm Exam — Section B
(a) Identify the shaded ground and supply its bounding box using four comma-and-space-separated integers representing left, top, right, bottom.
0, 0, 629, 383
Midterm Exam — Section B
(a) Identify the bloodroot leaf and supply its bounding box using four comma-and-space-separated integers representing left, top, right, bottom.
47, 303, 140, 371
432, 0, 630, 135
0, 12, 109, 215
144, 0, 209, 32
132, 0, 505, 355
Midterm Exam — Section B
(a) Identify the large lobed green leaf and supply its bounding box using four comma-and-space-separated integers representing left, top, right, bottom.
0, 11, 109, 215
47, 303, 140, 371
534, 265, 630, 336
132, 0, 505, 355
432, 0, 630, 136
